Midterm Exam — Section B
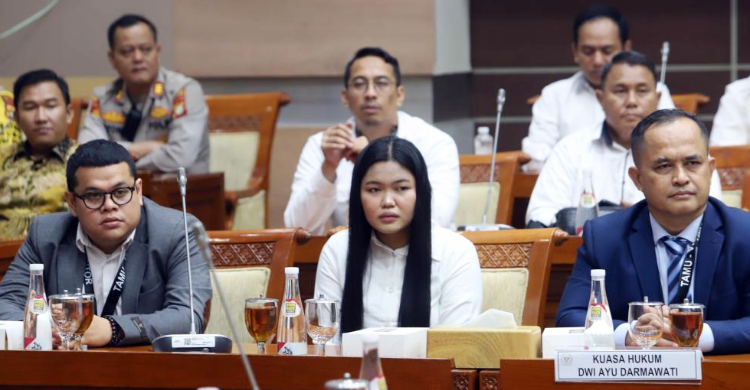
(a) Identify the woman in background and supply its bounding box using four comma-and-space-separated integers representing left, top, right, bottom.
314, 136, 482, 333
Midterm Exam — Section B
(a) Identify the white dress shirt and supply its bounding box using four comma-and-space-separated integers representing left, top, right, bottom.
522, 71, 675, 172
284, 111, 460, 235
314, 225, 483, 331
613, 214, 715, 352
75, 224, 136, 316
710, 76, 750, 146
526, 122, 723, 226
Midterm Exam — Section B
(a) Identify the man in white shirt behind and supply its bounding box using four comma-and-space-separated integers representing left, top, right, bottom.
284, 47, 460, 235
522, 4, 674, 172
710, 76, 750, 145
526, 51, 722, 228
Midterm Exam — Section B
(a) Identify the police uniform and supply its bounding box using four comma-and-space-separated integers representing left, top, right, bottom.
0, 87, 22, 147
0, 138, 78, 241
78, 67, 209, 174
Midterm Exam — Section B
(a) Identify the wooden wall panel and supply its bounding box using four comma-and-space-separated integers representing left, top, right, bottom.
471, 1, 729, 68
173, 0, 435, 77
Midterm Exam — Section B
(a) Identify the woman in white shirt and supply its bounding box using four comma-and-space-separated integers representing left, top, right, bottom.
314, 136, 483, 333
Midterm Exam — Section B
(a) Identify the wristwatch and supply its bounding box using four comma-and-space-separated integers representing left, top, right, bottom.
104, 315, 125, 346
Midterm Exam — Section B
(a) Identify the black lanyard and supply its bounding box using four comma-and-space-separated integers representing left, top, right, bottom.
672, 222, 702, 304
83, 251, 126, 317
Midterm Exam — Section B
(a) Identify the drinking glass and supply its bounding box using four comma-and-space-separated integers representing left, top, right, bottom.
305, 295, 340, 356
70, 293, 95, 351
669, 299, 704, 347
627, 298, 663, 349
244, 297, 278, 354
48, 292, 83, 350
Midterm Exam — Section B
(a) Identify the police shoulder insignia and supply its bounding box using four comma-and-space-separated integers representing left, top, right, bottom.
172, 88, 187, 119
90, 97, 101, 118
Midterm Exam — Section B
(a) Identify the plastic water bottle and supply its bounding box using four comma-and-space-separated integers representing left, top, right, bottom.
276, 267, 307, 355
574, 170, 599, 236
584, 269, 614, 348
23, 264, 52, 350
359, 333, 388, 390
474, 126, 494, 155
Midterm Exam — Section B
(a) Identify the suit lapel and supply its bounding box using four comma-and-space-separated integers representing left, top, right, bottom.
120, 207, 149, 314
627, 207, 663, 302
693, 202, 723, 308
55, 227, 86, 295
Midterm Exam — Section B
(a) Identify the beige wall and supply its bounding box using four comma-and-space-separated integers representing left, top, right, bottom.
0, 0, 174, 78
172, 0, 435, 77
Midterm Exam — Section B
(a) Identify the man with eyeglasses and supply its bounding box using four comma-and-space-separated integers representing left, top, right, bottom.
0, 140, 211, 347
78, 14, 209, 174
0, 69, 78, 241
285, 47, 460, 234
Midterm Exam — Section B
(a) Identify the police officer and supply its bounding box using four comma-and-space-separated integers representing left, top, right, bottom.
79, 14, 209, 174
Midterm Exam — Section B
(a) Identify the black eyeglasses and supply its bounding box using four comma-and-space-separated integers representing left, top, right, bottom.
73, 182, 136, 210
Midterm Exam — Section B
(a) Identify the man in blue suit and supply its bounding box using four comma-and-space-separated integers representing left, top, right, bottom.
557, 109, 750, 355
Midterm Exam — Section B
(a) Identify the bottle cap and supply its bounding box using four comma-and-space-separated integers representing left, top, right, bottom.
590, 269, 605, 278
284, 267, 299, 275
361, 333, 380, 344
478, 126, 490, 135
29, 264, 44, 271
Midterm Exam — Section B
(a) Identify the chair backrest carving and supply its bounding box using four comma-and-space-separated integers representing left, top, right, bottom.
458, 151, 529, 225
460, 228, 565, 327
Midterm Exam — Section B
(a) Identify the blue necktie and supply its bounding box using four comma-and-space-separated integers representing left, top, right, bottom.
661, 236, 691, 304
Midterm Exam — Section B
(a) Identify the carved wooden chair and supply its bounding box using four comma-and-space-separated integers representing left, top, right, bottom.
205, 92, 291, 230
527, 93, 710, 115
457, 151, 530, 226
459, 228, 566, 327
0, 240, 23, 284
710, 145, 750, 209
203, 228, 310, 342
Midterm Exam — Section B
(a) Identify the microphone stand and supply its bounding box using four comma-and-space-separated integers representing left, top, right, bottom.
152, 168, 232, 353
458, 88, 513, 231
193, 221, 260, 390
660, 41, 670, 91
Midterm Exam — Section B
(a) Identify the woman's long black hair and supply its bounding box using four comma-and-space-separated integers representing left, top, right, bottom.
340, 136, 433, 333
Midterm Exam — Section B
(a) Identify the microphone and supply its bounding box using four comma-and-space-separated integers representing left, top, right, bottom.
177, 167, 187, 198
458, 88, 513, 232
152, 168, 232, 353
192, 221, 260, 390
659, 41, 670, 90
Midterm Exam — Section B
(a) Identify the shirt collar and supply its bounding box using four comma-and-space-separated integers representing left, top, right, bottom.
649, 213, 703, 245
367, 220, 443, 262
12, 137, 71, 162
595, 121, 630, 152
574, 71, 598, 94
75, 223, 137, 255
113, 67, 166, 105
351, 111, 401, 138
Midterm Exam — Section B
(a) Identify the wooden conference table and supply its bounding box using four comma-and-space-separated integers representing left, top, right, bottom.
2, 346, 749, 390
0, 345, 456, 390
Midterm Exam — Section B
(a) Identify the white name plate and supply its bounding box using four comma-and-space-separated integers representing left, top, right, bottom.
555, 349, 702, 382
171, 335, 217, 349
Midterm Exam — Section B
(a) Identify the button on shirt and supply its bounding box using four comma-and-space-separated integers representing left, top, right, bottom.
522, 71, 675, 172
613, 214, 715, 352
75, 224, 136, 316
